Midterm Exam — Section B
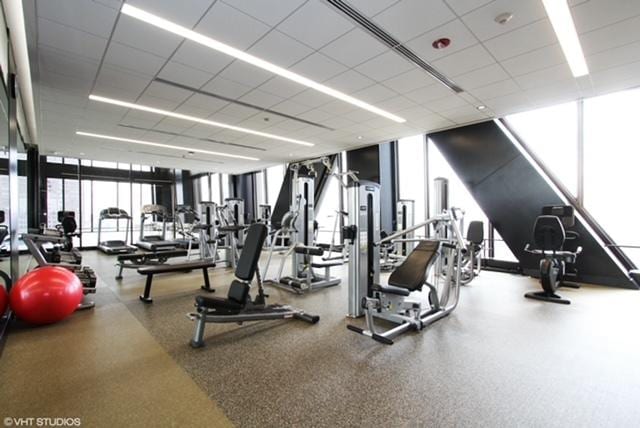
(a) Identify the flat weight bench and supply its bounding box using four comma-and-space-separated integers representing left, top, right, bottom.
116, 249, 188, 279
137, 259, 216, 303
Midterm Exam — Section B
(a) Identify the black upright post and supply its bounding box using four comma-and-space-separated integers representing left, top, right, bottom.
26, 145, 40, 230
7, 71, 19, 282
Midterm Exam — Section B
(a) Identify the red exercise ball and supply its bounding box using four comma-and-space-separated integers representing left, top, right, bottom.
0, 286, 7, 316
10, 266, 83, 325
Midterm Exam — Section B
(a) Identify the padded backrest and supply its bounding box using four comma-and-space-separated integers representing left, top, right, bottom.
533, 215, 565, 251
541, 205, 574, 228
467, 221, 484, 245
388, 240, 441, 291
0, 210, 4, 223
61, 216, 77, 234
227, 279, 251, 304
235, 223, 267, 281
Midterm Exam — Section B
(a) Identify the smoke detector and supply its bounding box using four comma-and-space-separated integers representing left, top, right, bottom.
495, 12, 513, 25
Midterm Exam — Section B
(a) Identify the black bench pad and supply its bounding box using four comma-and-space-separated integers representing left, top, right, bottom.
119, 249, 187, 262
311, 261, 342, 268
195, 295, 243, 311
138, 259, 215, 275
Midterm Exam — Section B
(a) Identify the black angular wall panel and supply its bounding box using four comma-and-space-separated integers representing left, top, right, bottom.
429, 121, 634, 288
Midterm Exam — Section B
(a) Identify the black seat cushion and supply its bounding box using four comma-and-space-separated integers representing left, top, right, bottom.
373, 283, 411, 296
137, 259, 215, 274
195, 295, 243, 312
533, 215, 565, 251
388, 240, 440, 291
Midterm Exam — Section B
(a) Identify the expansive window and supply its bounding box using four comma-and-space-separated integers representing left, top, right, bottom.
584, 88, 640, 265
266, 165, 286, 207
397, 135, 426, 229
316, 162, 342, 245
255, 171, 266, 209
506, 102, 578, 196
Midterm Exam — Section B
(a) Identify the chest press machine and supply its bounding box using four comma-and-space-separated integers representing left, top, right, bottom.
344, 181, 467, 345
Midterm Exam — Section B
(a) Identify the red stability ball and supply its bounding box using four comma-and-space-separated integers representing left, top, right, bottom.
10, 266, 83, 325
0, 285, 7, 316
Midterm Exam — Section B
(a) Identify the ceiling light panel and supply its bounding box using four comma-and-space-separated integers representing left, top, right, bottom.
542, 0, 589, 77
88, 94, 314, 147
76, 131, 260, 161
120, 4, 406, 123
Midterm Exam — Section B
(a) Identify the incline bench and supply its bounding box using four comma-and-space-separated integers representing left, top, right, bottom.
137, 259, 216, 303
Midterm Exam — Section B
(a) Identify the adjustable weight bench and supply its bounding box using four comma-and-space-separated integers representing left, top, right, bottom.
137, 259, 216, 303
189, 223, 319, 348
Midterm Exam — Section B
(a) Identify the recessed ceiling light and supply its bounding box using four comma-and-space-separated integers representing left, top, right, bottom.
120, 4, 406, 124
89, 94, 314, 147
477, 105, 486, 110
431, 38, 451, 49
494, 12, 513, 25
542, 0, 588, 77
357, 135, 363, 140
76, 131, 260, 161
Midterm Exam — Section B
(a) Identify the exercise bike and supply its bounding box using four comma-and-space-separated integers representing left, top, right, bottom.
524, 205, 582, 305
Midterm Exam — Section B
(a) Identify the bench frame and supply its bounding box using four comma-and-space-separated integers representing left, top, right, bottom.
138, 262, 216, 303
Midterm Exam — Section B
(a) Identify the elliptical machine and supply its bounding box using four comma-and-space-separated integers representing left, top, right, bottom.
524, 205, 582, 305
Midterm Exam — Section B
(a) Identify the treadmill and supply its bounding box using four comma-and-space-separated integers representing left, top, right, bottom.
97, 208, 136, 254
136, 204, 178, 252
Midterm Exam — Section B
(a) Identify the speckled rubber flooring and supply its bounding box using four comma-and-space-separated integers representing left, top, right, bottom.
4, 251, 640, 427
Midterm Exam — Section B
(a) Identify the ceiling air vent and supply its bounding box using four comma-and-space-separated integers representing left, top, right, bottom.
325, 0, 463, 93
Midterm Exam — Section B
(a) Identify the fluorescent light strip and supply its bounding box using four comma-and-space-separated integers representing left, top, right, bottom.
76, 131, 260, 161
120, 4, 406, 123
542, 0, 589, 77
88, 94, 314, 147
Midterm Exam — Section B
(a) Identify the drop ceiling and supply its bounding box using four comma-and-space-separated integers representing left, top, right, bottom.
23, 0, 640, 174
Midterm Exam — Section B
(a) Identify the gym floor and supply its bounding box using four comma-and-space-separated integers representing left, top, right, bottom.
1, 252, 640, 427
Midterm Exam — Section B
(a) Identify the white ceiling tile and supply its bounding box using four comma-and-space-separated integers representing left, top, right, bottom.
112, 15, 182, 58
524, 79, 580, 107
405, 18, 479, 62
382, 68, 439, 94
180, 93, 229, 114
136, 93, 184, 111
270, 99, 313, 116
483, 19, 557, 61
354, 50, 414, 82
319, 100, 358, 116
38, 46, 100, 80
103, 42, 165, 77
171, 41, 234, 76
222, 0, 306, 26
258, 77, 307, 99
218, 61, 274, 88
352, 84, 398, 104
192, 1, 271, 50
346, 0, 399, 17
423, 94, 469, 111
277, 1, 354, 49
500, 44, 566, 77
325, 70, 375, 93
373, 0, 455, 43
289, 53, 347, 82
461, 0, 547, 41
404, 83, 453, 104
93, 65, 151, 98
580, 15, 640, 56
216, 103, 261, 121
288, 90, 331, 109
444, 0, 493, 16
454, 63, 509, 89
572, 0, 640, 33
127, 0, 216, 28
247, 30, 313, 68
298, 108, 333, 124
514, 64, 573, 90
377, 95, 420, 111
586, 40, 640, 73
37, 1, 117, 38
482, 92, 531, 115
201, 76, 253, 99
239, 89, 285, 109
157, 61, 213, 88
394, 105, 434, 121
38, 18, 107, 61
143, 81, 194, 105
431, 44, 495, 76
468, 79, 521, 101
153, 117, 194, 134
320, 28, 387, 68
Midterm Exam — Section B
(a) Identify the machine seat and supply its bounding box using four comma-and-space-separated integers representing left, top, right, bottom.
195, 296, 243, 312
294, 245, 324, 256
373, 283, 411, 296
311, 261, 342, 268
387, 240, 441, 291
